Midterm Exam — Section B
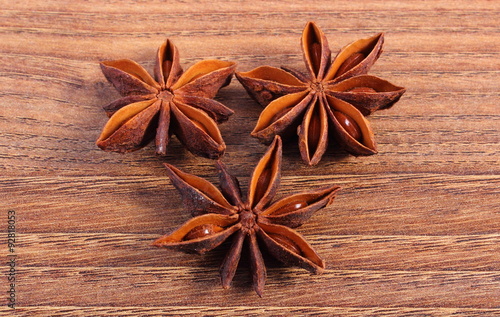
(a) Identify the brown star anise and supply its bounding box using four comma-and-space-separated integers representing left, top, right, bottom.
236, 22, 405, 165
153, 136, 340, 296
96, 39, 236, 159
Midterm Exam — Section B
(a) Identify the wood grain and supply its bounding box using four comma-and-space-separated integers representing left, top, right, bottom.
1, 0, 499, 315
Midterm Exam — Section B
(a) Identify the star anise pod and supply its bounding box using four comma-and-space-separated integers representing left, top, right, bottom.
96, 39, 236, 159
153, 136, 340, 296
236, 22, 405, 165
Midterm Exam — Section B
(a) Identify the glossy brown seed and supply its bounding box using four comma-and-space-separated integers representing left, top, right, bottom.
335, 52, 365, 78
310, 42, 322, 74
184, 224, 224, 241
268, 233, 302, 255
333, 111, 362, 141
162, 60, 172, 78
348, 87, 377, 93
307, 108, 322, 153
272, 200, 308, 216
254, 167, 273, 204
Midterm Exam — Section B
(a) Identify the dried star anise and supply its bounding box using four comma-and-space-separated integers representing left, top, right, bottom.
153, 136, 340, 296
236, 22, 405, 165
96, 39, 236, 159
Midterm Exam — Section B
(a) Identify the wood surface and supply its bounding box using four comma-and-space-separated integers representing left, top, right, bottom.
1, 0, 499, 315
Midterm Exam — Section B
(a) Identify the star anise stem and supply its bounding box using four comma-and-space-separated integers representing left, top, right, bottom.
220, 230, 244, 289
248, 232, 266, 297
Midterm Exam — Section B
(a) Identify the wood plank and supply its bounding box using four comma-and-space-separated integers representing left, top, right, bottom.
0, 106, 498, 176
4, 174, 499, 234
17, 233, 500, 271
3, 0, 499, 14
17, 267, 500, 307
5, 306, 500, 317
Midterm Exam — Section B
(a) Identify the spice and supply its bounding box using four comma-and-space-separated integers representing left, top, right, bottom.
236, 22, 405, 165
153, 136, 340, 296
96, 39, 236, 159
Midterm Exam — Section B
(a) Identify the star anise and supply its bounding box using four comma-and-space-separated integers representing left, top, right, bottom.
236, 22, 405, 165
153, 136, 340, 296
96, 39, 236, 159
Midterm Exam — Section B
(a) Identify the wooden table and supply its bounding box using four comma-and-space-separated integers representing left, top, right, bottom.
2, 1, 499, 315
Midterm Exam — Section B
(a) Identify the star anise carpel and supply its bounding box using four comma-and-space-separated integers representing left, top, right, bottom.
153, 136, 340, 296
96, 39, 236, 159
236, 22, 405, 165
